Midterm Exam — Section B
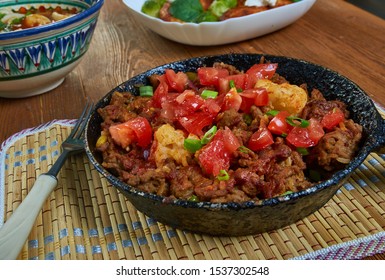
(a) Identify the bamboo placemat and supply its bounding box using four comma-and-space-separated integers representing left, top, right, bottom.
1, 115, 385, 260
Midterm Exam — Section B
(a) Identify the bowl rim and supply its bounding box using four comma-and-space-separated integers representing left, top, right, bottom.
85, 53, 379, 212
0, 0, 104, 40
122, 0, 317, 27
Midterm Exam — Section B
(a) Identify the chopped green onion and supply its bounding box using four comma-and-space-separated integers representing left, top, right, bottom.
286, 116, 309, 128
266, 110, 280, 117
217, 170, 229, 181
296, 147, 309, 155
229, 80, 236, 89
201, 126, 217, 144
282, 191, 293, 196
238, 145, 253, 153
201, 89, 218, 99
188, 195, 199, 202
243, 114, 252, 125
139, 85, 153, 97
184, 138, 202, 153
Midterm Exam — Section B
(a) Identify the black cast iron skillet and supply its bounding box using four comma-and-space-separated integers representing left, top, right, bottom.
85, 53, 385, 236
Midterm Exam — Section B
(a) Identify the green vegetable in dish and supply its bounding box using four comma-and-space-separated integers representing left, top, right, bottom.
139, 85, 154, 97
141, 0, 166, 17
184, 138, 203, 153
196, 11, 218, 22
201, 89, 218, 99
217, 169, 230, 181
141, 0, 300, 23
201, 126, 217, 144
0, 14, 6, 31
209, 0, 237, 18
169, 0, 217, 23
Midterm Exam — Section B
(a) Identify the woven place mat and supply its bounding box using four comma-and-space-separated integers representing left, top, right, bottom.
1, 116, 385, 260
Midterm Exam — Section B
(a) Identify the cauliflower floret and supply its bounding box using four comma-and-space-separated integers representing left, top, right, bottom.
256, 79, 308, 115
153, 124, 191, 167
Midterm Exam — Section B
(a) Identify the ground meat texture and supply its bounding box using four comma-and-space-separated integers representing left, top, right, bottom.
169, 167, 196, 200
271, 73, 289, 84
97, 103, 136, 124
124, 168, 170, 196
211, 189, 252, 203
300, 89, 349, 121
232, 138, 309, 198
263, 161, 312, 198
231, 127, 252, 146
233, 168, 264, 198
212, 62, 242, 75
307, 119, 363, 171
194, 180, 230, 201
95, 63, 363, 204
216, 108, 247, 129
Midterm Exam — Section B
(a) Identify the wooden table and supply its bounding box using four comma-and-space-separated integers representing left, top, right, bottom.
1, 0, 384, 260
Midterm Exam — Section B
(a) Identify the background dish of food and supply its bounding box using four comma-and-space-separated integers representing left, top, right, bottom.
122, 0, 316, 46
0, 0, 104, 98
140, 0, 300, 23
0, 4, 79, 32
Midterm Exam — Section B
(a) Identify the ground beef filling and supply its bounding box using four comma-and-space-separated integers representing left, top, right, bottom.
96, 74, 363, 203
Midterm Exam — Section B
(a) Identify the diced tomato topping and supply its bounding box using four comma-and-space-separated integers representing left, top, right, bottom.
238, 93, 255, 113
152, 75, 169, 108
198, 137, 229, 176
238, 88, 269, 113
179, 111, 215, 136
247, 127, 274, 151
321, 108, 345, 130
109, 117, 152, 149
222, 127, 241, 153
174, 90, 205, 116
228, 74, 246, 90
244, 63, 278, 89
198, 128, 240, 176
218, 74, 246, 94
286, 118, 325, 148
253, 88, 269, 106
218, 78, 230, 95
267, 111, 291, 136
165, 69, 188, 93
222, 87, 242, 112
198, 67, 229, 88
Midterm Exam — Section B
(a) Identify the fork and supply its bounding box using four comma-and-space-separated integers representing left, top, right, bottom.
0, 101, 93, 260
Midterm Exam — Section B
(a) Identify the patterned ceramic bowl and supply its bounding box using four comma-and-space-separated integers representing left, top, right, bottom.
0, 0, 104, 98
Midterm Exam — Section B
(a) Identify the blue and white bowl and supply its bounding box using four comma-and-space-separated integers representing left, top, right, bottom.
0, 0, 104, 98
